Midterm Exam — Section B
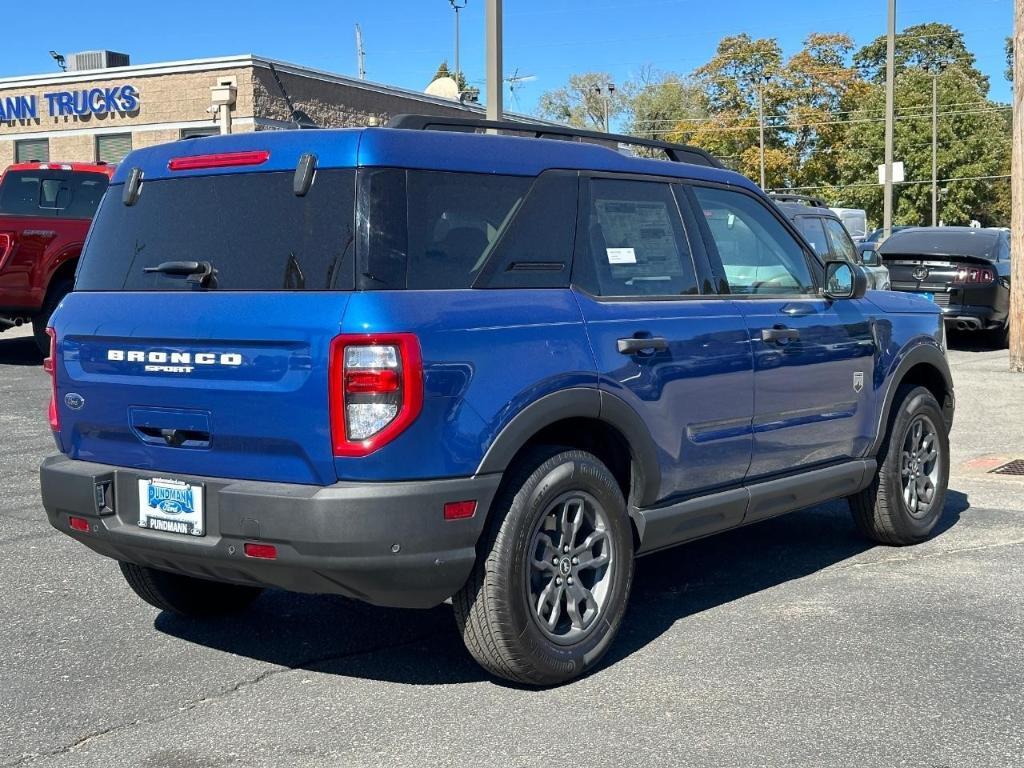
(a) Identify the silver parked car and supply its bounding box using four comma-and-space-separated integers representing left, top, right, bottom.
771, 195, 891, 290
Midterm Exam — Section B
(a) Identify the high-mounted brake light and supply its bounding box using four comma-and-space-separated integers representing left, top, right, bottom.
952, 266, 995, 285
44, 327, 59, 432
0, 232, 13, 271
329, 333, 423, 458
167, 150, 271, 172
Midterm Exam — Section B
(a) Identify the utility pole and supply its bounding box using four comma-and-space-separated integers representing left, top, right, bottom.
1011, 0, 1024, 370
931, 70, 939, 226
883, 0, 897, 239
449, 0, 468, 88
593, 81, 616, 133
354, 24, 366, 80
757, 81, 767, 190
485, 0, 502, 121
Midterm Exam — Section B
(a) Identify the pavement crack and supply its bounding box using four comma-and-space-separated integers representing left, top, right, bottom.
2, 629, 444, 767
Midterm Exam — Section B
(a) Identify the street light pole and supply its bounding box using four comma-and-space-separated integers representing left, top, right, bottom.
449, 0, 467, 87
757, 82, 767, 189
485, 0, 502, 121
593, 82, 616, 133
932, 71, 939, 226
883, 0, 897, 240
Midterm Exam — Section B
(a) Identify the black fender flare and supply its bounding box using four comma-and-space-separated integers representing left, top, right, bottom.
869, 341, 954, 456
475, 387, 662, 507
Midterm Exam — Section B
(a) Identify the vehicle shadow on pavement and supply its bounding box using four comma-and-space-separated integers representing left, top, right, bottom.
0, 334, 43, 366
154, 490, 969, 687
946, 330, 1000, 353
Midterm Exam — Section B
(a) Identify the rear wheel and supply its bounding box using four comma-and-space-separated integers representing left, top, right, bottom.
119, 562, 263, 616
988, 321, 1010, 349
32, 278, 73, 355
849, 385, 949, 545
454, 448, 634, 686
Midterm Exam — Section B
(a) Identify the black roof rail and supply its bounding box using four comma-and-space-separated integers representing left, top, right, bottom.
385, 113, 724, 169
769, 193, 830, 208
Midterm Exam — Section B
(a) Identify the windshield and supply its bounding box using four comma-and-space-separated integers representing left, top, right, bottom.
76, 170, 356, 291
0, 170, 109, 219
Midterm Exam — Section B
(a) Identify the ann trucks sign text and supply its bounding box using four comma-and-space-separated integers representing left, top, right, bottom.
0, 84, 139, 121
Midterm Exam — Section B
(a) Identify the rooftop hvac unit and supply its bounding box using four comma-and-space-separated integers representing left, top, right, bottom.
68, 51, 131, 72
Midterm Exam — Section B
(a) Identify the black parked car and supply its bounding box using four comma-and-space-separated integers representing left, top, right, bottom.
880, 227, 1012, 346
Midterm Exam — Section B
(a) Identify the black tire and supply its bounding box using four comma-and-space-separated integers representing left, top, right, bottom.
849, 385, 950, 545
454, 447, 634, 686
32, 278, 73, 355
987, 322, 1010, 350
119, 562, 263, 616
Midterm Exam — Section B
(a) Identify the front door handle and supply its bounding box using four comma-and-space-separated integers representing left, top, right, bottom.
617, 336, 669, 354
761, 326, 800, 344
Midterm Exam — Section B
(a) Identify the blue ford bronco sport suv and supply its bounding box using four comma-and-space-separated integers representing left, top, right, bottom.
40, 116, 954, 686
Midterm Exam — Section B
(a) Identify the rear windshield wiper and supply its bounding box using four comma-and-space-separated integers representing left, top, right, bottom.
143, 261, 218, 289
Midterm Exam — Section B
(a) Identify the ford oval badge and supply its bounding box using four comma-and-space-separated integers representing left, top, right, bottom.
64, 392, 85, 410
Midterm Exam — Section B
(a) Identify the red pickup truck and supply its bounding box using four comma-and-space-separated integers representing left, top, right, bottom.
0, 162, 114, 352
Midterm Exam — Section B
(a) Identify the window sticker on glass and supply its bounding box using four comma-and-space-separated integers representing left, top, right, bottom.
606, 247, 637, 265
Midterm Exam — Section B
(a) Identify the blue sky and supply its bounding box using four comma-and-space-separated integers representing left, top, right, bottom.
1, 0, 1013, 112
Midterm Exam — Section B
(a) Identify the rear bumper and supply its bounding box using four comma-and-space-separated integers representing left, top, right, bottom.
40, 455, 502, 609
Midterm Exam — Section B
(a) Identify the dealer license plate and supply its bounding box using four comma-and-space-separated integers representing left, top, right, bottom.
138, 478, 205, 536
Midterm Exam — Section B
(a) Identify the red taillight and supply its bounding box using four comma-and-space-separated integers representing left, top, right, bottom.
167, 150, 270, 171
953, 266, 996, 285
0, 232, 13, 271
329, 333, 423, 458
44, 327, 59, 432
243, 543, 278, 560
69, 516, 89, 532
444, 500, 478, 521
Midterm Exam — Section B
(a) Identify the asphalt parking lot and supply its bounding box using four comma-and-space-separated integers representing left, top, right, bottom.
2, 324, 1023, 768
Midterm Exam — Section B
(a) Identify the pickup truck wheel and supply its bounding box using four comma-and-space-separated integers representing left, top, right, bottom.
119, 562, 263, 616
849, 385, 949, 545
32, 279, 73, 355
454, 448, 634, 686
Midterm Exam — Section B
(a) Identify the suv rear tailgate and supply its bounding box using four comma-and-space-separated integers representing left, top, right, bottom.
53, 291, 348, 485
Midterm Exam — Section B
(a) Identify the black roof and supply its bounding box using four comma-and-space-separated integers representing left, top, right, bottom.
878, 227, 1005, 259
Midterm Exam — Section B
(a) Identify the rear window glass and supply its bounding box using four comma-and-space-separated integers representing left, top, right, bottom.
76, 170, 356, 291
360, 169, 531, 289
0, 170, 109, 219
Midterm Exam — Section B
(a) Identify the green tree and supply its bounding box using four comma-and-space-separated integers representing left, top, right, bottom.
536, 72, 627, 130
854, 22, 987, 88
832, 66, 1010, 226
623, 66, 706, 144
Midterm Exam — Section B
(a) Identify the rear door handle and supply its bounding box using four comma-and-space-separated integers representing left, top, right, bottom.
761, 326, 800, 344
617, 337, 669, 354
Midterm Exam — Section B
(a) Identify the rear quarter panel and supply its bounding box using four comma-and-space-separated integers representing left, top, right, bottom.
335, 289, 596, 481
0, 214, 89, 310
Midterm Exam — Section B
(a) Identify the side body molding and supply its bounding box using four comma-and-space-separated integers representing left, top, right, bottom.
475, 388, 663, 507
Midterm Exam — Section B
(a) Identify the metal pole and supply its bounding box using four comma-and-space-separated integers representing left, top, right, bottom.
486, 0, 503, 121
758, 83, 766, 189
932, 72, 938, 226
883, 0, 896, 239
604, 91, 610, 133
454, 5, 461, 85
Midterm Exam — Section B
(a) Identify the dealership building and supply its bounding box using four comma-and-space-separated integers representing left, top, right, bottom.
0, 52, 495, 168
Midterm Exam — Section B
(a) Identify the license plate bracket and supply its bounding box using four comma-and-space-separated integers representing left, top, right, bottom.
138, 477, 205, 536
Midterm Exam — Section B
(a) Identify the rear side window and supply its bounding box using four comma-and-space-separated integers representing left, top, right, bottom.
574, 178, 699, 297
360, 170, 531, 289
76, 170, 355, 291
0, 170, 109, 219
692, 185, 814, 296
793, 216, 830, 258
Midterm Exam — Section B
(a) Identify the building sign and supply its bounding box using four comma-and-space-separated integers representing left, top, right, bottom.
0, 84, 139, 121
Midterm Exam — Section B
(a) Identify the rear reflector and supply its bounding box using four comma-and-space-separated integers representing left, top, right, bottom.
243, 543, 278, 560
69, 516, 90, 532
444, 500, 478, 521
168, 150, 271, 172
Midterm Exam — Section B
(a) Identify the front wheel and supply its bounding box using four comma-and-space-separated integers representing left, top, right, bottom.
454, 448, 634, 686
849, 385, 949, 545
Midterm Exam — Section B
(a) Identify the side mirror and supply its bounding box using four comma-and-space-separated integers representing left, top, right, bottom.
859, 247, 881, 267
824, 260, 868, 300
